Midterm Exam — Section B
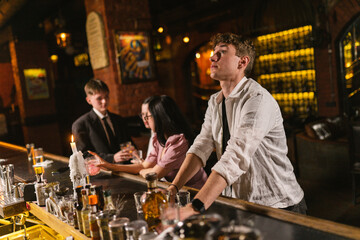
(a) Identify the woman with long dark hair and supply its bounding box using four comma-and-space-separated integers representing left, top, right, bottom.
90, 95, 207, 189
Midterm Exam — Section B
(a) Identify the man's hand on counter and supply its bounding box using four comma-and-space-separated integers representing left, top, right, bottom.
114, 150, 133, 163
179, 204, 200, 221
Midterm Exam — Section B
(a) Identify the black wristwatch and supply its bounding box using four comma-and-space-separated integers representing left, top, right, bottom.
191, 198, 205, 214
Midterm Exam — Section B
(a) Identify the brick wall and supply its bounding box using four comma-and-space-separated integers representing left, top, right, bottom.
84, 0, 160, 117
315, 0, 360, 117
82, 0, 360, 120
0, 63, 14, 107
9, 40, 63, 154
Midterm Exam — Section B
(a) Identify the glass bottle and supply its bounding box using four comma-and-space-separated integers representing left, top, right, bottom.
95, 185, 105, 210
103, 189, 115, 211
73, 201, 79, 229
81, 189, 91, 237
88, 195, 100, 240
142, 172, 167, 231
75, 186, 83, 232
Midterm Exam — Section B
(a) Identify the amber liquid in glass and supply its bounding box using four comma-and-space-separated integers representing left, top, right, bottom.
34, 166, 44, 175
33, 155, 44, 175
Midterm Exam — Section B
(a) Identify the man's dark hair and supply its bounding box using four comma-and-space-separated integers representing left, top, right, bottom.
148, 95, 194, 146
210, 32, 256, 76
84, 78, 109, 96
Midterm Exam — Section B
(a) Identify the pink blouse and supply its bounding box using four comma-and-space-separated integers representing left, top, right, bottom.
145, 133, 207, 189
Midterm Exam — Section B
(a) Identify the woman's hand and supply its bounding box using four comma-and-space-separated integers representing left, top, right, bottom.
88, 151, 110, 169
166, 185, 178, 203
139, 168, 153, 178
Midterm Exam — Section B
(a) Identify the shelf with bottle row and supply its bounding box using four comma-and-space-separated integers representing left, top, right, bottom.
257, 70, 316, 94
253, 25, 317, 119
255, 25, 313, 55
272, 92, 317, 118
254, 48, 315, 75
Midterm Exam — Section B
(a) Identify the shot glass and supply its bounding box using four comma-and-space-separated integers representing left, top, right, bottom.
84, 156, 101, 176
176, 190, 190, 207
133, 191, 146, 219
125, 220, 148, 240
33, 148, 44, 165
108, 217, 130, 240
96, 210, 117, 240
131, 150, 143, 164
26, 143, 34, 162
139, 231, 158, 240
160, 202, 180, 227
120, 142, 134, 161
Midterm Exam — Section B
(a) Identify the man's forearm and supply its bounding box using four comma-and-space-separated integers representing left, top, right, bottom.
172, 153, 203, 189
193, 170, 227, 209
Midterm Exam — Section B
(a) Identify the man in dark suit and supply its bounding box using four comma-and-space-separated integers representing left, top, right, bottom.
72, 79, 133, 163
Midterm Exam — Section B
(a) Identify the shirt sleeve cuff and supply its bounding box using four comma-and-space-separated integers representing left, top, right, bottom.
211, 163, 231, 185
187, 147, 207, 166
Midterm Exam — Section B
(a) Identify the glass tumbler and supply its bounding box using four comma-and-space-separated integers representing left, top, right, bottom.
96, 210, 117, 240
133, 191, 146, 219
108, 217, 130, 240
84, 156, 101, 176
26, 143, 34, 161
125, 220, 148, 240
160, 202, 180, 227
176, 190, 190, 207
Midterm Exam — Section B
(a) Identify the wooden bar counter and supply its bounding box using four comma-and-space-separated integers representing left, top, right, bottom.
0, 141, 359, 240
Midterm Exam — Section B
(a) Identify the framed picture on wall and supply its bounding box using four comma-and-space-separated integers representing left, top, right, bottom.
23, 68, 49, 100
114, 31, 154, 84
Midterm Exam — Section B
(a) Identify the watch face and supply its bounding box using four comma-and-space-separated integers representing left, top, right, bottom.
192, 198, 205, 213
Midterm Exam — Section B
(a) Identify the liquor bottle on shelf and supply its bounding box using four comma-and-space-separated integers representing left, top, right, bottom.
276, 79, 284, 93
289, 79, 296, 93
142, 172, 167, 231
88, 195, 100, 240
271, 75, 278, 93
81, 189, 91, 237
90, 185, 104, 211
278, 34, 285, 52
306, 49, 313, 69
103, 189, 116, 211
289, 51, 296, 71
283, 94, 289, 115
292, 94, 299, 116
268, 36, 274, 54
297, 93, 304, 115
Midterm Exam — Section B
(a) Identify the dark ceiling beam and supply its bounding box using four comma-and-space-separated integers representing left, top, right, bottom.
151, 0, 243, 34
0, 0, 27, 29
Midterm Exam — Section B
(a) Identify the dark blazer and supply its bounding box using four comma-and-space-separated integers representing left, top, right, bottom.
72, 109, 132, 163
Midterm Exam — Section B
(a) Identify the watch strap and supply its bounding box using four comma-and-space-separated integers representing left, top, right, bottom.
191, 198, 205, 214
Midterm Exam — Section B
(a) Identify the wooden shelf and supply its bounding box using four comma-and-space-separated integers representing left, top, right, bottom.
28, 202, 90, 240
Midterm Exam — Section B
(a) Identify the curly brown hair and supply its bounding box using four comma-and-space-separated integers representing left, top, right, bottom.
210, 33, 256, 76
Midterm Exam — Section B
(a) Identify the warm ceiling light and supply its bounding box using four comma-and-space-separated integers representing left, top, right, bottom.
50, 55, 58, 63
183, 36, 190, 43
56, 31, 71, 48
157, 27, 164, 33
195, 53, 201, 59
